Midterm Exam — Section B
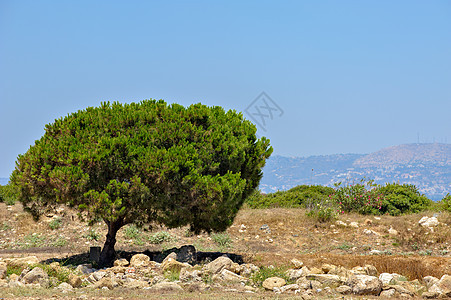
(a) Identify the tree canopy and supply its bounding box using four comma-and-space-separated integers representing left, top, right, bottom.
11, 100, 272, 266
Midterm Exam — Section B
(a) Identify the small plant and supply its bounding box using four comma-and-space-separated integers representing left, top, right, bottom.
16, 233, 47, 248
52, 237, 67, 247
84, 228, 100, 241
211, 232, 232, 250
123, 224, 141, 240
148, 231, 175, 244
6, 264, 24, 277
48, 217, 63, 230
164, 269, 180, 281
0, 222, 11, 231
306, 198, 338, 222
336, 243, 353, 250
251, 266, 291, 287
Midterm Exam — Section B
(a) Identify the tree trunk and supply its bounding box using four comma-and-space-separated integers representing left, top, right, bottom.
98, 218, 124, 268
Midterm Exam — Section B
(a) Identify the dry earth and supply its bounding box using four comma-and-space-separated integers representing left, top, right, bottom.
0, 202, 451, 299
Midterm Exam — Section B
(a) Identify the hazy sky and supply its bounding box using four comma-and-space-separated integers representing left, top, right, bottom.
1, 1, 450, 178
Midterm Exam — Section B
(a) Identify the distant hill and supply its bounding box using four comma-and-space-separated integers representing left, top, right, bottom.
260, 143, 451, 200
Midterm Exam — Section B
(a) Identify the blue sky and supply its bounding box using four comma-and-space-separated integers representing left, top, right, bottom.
1, 0, 450, 178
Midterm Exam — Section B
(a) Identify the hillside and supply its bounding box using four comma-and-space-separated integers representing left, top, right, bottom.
260, 143, 451, 200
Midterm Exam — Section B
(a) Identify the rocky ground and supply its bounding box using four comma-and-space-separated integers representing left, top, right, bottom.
0, 202, 451, 299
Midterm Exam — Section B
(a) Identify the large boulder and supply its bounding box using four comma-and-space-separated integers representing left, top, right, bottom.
419, 216, 439, 228
161, 257, 191, 273
212, 269, 247, 283
262, 277, 286, 290
346, 275, 382, 295
306, 274, 343, 286
203, 256, 233, 275
68, 273, 82, 288
130, 254, 151, 268
437, 274, 451, 297
22, 267, 50, 288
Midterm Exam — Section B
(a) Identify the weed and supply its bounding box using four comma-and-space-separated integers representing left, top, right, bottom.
52, 237, 67, 247
148, 231, 175, 244
164, 269, 180, 281
0, 222, 11, 231
6, 264, 24, 277
123, 224, 141, 240
48, 217, 63, 230
336, 243, 353, 250
16, 233, 47, 248
84, 228, 100, 241
211, 232, 232, 250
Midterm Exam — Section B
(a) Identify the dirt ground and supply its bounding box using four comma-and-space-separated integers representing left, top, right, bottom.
1, 202, 451, 282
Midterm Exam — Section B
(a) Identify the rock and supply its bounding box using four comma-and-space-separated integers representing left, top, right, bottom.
176, 245, 197, 264
370, 250, 384, 255
275, 283, 300, 294
180, 267, 202, 282
419, 216, 439, 229
92, 271, 107, 281
328, 266, 353, 279
364, 219, 373, 225
291, 259, 303, 269
203, 256, 233, 275
428, 283, 443, 295
22, 267, 49, 288
336, 285, 352, 294
212, 269, 247, 283
286, 268, 304, 281
9, 280, 24, 288
347, 275, 382, 295
321, 264, 336, 274
351, 266, 367, 275
423, 276, 439, 288
108, 266, 127, 274
306, 274, 343, 286
114, 258, 129, 267
9, 273, 19, 282
161, 257, 190, 273
68, 273, 82, 288
349, 222, 359, 228
262, 276, 286, 290
55, 282, 74, 292
0, 263, 6, 279
150, 282, 183, 292
336, 220, 347, 227
228, 262, 241, 274
93, 277, 114, 290
422, 291, 440, 298
309, 267, 323, 274
380, 288, 396, 298
75, 264, 93, 274
379, 272, 405, 285
0, 279, 7, 287
130, 254, 151, 268
297, 277, 321, 290
5, 256, 39, 267
363, 229, 379, 236
388, 227, 398, 235
184, 281, 210, 292
437, 274, 451, 296
364, 265, 378, 277
123, 279, 150, 289
239, 263, 259, 277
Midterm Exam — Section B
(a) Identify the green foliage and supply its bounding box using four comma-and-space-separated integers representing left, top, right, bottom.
306, 197, 338, 222
377, 183, 432, 216
0, 183, 18, 205
31, 263, 72, 286
11, 100, 272, 237
251, 266, 291, 287
211, 232, 232, 250
6, 264, 23, 277
148, 231, 175, 244
331, 179, 384, 215
84, 228, 100, 241
48, 217, 63, 230
123, 224, 141, 240
245, 185, 334, 209
164, 269, 181, 281
52, 237, 67, 247
440, 194, 451, 212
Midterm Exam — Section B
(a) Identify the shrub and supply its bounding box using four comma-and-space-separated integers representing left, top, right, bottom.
245, 185, 334, 209
377, 183, 432, 216
84, 228, 100, 241
48, 217, 63, 230
0, 184, 18, 205
440, 194, 451, 212
306, 197, 338, 222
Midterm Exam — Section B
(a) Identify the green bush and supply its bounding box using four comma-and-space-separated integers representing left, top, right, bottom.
0, 184, 18, 205
306, 197, 338, 222
245, 185, 334, 209
48, 217, 63, 230
211, 232, 232, 250
377, 183, 432, 216
440, 194, 451, 212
